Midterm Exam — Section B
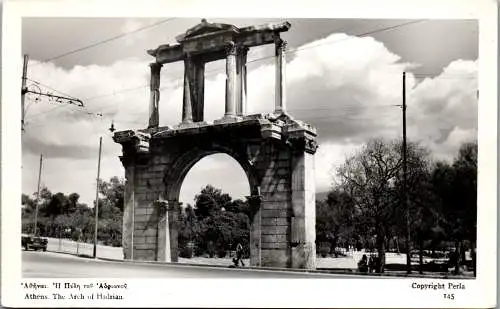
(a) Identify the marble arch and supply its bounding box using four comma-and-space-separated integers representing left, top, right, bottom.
113, 19, 318, 268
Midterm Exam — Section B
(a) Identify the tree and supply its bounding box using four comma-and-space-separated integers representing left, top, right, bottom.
178, 204, 199, 257
21, 183, 120, 246
42, 192, 69, 218
392, 141, 437, 273
175, 185, 252, 258
316, 189, 355, 256
22, 194, 35, 217
194, 185, 232, 219
432, 141, 477, 274
452, 141, 477, 247
95, 177, 125, 245
336, 139, 402, 272
67, 193, 80, 214
98, 176, 125, 212
198, 210, 250, 258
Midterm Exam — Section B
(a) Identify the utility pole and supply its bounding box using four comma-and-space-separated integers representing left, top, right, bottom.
93, 137, 103, 258
33, 154, 43, 236
21, 55, 29, 132
402, 71, 411, 274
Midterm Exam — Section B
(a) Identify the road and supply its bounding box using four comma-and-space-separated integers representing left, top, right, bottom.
22, 251, 369, 278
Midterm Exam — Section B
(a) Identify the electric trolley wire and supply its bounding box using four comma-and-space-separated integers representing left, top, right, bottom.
30, 18, 177, 67
25, 19, 477, 128
245, 19, 428, 66
26, 78, 80, 100
74, 19, 436, 105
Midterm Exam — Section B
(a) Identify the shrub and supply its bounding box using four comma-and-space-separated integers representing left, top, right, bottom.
216, 248, 226, 258
71, 230, 81, 241
207, 241, 215, 258
319, 246, 330, 258
194, 244, 205, 257
179, 246, 193, 258
111, 239, 122, 247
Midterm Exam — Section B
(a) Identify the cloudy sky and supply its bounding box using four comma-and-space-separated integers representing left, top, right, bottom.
21, 18, 478, 206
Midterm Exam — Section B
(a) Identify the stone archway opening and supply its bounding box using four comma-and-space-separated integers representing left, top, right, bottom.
179, 153, 250, 207
177, 153, 251, 261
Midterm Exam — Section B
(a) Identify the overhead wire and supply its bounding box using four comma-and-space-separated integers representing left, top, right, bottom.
25, 78, 80, 100
25, 18, 477, 129
30, 18, 177, 67
80, 19, 435, 107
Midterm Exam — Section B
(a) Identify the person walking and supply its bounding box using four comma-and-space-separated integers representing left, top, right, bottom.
233, 243, 245, 267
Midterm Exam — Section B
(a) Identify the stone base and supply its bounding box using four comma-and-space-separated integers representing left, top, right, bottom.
213, 115, 242, 124
176, 121, 208, 129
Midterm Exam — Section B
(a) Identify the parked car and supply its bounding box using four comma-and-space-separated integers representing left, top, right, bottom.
21, 233, 48, 251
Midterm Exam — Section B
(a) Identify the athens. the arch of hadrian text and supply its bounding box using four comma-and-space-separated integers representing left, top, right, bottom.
113, 19, 318, 269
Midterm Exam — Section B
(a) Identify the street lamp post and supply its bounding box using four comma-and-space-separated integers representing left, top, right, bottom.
93, 137, 103, 258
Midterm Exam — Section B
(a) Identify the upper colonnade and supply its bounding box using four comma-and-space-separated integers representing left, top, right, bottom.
146, 19, 290, 128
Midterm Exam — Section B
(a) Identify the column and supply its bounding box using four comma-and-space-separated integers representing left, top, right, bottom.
154, 199, 170, 262
182, 55, 193, 123
236, 46, 248, 116
148, 63, 162, 128
275, 38, 287, 113
192, 60, 205, 122
289, 135, 318, 269
122, 161, 136, 260
246, 193, 262, 267
225, 42, 237, 118
167, 199, 180, 262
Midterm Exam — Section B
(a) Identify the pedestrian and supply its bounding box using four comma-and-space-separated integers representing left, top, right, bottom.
368, 255, 375, 273
358, 254, 368, 273
233, 243, 245, 267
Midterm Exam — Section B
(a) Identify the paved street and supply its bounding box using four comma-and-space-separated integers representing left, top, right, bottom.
22, 251, 369, 278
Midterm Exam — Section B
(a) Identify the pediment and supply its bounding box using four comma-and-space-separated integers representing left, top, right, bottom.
176, 19, 239, 42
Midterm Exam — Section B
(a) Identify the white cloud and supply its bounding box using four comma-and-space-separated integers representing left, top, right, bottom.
314, 141, 362, 192
408, 59, 478, 161
22, 33, 477, 205
120, 19, 145, 46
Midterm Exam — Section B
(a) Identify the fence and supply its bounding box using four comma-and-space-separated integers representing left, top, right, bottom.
45, 237, 124, 260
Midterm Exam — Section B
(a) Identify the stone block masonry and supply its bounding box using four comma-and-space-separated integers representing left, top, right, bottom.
113, 19, 317, 270
114, 114, 317, 269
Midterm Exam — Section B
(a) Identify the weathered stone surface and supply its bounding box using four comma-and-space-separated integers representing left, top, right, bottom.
261, 209, 291, 218
135, 193, 147, 202
133, 222, 148, 230
134, 228, 157, 237
133, 249, 155, 260
261, 242, 288, 250
261, 225, 289, 235
134, 243, 156, 250
261, 217, 288, 226
262, 234, 288, 243
261, 249, 289, 268
261, 201, 289, 210
133, 236, 146, 245
134, 208, 154, 216
262, 193, 290, 202
133, 214, 151, 223
115, 20, 317, 269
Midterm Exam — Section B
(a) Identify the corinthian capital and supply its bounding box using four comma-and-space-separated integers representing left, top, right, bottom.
276, 38, 287, 51
237, 45, 249, 54
225, 41, 237, 56
149, 62, 163, 73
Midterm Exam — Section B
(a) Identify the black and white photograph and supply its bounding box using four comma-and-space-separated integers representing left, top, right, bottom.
2, 0, 497, 307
